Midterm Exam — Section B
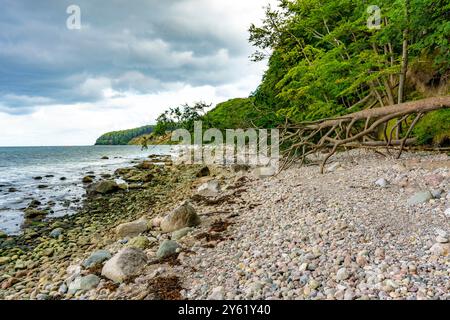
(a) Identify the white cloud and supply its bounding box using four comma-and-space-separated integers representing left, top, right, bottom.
0, 70, 262, 146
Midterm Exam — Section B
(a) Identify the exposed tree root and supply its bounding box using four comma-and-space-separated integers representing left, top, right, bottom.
279, 96, 450, 173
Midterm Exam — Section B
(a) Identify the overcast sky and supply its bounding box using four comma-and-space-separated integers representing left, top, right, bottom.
0, 0, 275, 146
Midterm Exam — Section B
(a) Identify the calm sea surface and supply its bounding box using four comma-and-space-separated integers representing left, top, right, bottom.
0, 145, 173, 235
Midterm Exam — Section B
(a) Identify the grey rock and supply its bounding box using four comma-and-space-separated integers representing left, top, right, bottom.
58, 283, 68, 294
172, 227, 193, 241
431, 189, 443, 199
68, 274, 100, 294
82, 250, 112, 269
156, 240, 180, 259
407, 191, 433, 206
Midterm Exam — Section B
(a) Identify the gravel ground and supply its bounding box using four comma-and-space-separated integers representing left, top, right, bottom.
4, 150, 448, 300
175, 150, 449, 300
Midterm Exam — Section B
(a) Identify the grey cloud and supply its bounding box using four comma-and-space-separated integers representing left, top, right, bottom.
0, 0, 269, 114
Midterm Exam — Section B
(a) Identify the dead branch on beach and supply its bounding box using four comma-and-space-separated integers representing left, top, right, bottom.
279, 96, 450, 173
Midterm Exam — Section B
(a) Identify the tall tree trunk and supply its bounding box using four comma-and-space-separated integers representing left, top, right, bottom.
396, 0, 411, 139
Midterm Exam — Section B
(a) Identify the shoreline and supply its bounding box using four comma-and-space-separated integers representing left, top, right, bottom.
0, 154, 206, 299
0, 149, 449, 300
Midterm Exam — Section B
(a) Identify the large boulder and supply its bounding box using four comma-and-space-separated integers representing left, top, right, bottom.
115, 217, 148, 238
88, 180, 119, 195
101, 248, 147, 283
160, 202, 200, 233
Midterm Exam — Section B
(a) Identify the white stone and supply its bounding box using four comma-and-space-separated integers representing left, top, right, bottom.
375, 178, 388, 188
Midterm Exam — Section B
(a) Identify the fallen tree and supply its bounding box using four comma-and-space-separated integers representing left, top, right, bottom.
279, 96, 450, 173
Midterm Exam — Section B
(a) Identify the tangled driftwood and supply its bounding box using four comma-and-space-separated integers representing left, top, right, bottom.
279, 96, 450, 173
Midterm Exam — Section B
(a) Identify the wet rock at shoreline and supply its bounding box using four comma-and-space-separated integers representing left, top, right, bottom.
88, 180, 119, 195
101, 248, 147, 283
116, 217, 148, 239
24, 208, 47, 219
135, 161, 155, 170
82, 176, 94, 184
28, 199, 41, 208
160, 202, 200, 233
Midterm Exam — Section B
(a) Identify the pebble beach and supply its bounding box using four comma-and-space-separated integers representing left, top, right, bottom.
0, 150, 449, 300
